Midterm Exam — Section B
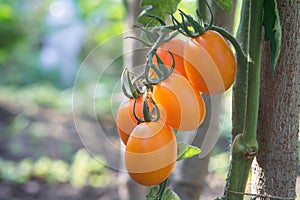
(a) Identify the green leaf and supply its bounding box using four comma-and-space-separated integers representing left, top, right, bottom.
138, 0, 182, 26
214, 0, 233, 13
146, 185, 160, 200
162, 188, 180, 200
263, 0, 282, 74
177, 142, 201, 161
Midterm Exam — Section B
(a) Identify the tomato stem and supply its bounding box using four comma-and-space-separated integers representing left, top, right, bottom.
223, 0, 263, 199
142, 95, 152, 122
144, 29, 176, 84
231, 0, 250, 140
242, 0, 263, 145
222, 1, 250, 198
146, 29, 170, 58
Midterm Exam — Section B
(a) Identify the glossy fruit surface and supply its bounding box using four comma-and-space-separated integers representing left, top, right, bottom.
184, 30, 236, 94
125, 121, 177, 186
153, 73, 206, 131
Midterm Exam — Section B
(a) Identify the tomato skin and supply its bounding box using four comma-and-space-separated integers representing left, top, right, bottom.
125, 121, 177, 186
153, 38, 187, 78
153, 73, 206, 131
184, 30, 236, 94
116, 97, 144, 145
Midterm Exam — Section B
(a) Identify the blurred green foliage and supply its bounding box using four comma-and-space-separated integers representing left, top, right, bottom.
0, 148, 109, 187
0, 0, 125, 88
78, 0, 125, 56
0, 0, 127, 127
0, 0, 51, 86
0, 1, 23, 48
0, 84, 72, 111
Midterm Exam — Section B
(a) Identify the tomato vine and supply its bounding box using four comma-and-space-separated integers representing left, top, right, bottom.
115, 0, 283, 199
115, 0, 246, 198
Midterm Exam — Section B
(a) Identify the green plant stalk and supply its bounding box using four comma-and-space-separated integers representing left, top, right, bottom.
231, 0, 250, 140
241, 0, 263, 145
223, 135, 254, 200
223, 0, 263, 199
222, 0, 250, 196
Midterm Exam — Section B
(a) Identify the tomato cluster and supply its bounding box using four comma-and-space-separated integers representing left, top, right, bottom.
116, 21, 236, 186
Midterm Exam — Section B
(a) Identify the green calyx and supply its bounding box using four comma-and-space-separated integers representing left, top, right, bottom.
171, 1, 213, 38
121, 68, 142, 99
121, 67, 162, 123
132, 93, 161, 123
144, 51, 175, 85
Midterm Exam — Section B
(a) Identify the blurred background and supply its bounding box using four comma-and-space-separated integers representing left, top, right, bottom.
0, 0, 298, 199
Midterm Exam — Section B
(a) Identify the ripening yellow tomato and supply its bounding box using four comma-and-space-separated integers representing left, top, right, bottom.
153, 73, 206, 131
125, 121, 177, 186
184, 30, 236, 94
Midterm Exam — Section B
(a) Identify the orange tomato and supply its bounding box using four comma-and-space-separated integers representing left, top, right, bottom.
184, 30, 236, 94
125, 121, 177, 186
153, 73, 206, 131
